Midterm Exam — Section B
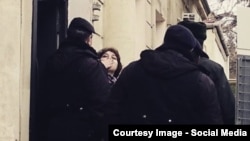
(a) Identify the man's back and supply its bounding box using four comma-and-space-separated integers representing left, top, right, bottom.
105, 49, 223, 124
178, 20, 236, 124
38, 39, 111, 141
199, 57, 235, 124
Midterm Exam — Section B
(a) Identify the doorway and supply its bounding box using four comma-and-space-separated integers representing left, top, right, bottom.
30, 0, 68, 140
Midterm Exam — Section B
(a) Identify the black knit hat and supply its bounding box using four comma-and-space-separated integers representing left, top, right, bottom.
156, 25, 205, 61
178, 21, 207, 46
68, 17, 98, 35
178, 21, 209, 58
156, 25, 202, 53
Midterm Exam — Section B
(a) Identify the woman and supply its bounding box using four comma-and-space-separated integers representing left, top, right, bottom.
98, 47, 122, 84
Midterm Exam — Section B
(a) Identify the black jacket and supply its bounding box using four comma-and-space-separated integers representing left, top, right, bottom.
39, 39, 111, 141
199, 57, 235, 124
105, 49, 223, 125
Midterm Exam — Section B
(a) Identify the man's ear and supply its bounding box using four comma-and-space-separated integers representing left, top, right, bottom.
85, 34, 93, 46
190, 49, 200, 64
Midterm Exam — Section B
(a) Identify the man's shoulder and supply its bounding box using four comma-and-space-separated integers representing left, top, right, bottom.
121, 61, 140, 72
199, 57, 223, 70
197, 70, 215, 88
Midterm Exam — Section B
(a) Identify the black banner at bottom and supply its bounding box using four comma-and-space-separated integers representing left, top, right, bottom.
108, 125, 250, 140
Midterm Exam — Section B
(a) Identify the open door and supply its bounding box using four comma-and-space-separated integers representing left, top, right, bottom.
30, 0, 68, 140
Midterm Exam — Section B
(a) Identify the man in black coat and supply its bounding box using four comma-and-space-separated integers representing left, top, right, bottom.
38, 17, 111, 141
178, 20, 235, 124
104, 25, 223, 126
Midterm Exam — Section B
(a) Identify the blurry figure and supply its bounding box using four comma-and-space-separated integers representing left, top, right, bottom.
98, 47, 122, 84
178, 20, 235, 124
104, 25, 223, 126
38, 17, 111, 141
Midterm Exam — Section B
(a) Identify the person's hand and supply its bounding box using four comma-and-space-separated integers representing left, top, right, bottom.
101, 59, 112, 70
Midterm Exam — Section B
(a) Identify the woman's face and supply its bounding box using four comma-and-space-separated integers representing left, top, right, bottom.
100, 51, 118, 75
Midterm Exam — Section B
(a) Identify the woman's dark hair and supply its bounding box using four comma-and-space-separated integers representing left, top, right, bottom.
98, 47, 123, 78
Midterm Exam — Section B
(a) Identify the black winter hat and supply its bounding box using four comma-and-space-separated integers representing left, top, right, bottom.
178, 21, 209, 58
178, 21, 207, 46
157, 25, 202, 52
68, 17, 97, 35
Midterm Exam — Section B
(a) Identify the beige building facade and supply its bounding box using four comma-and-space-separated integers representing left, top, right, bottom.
0, 0, 32, 141
0, 0, 230, 141
101, 0, 205, 66
204, 25, 230, 77
237, 7, 250, 55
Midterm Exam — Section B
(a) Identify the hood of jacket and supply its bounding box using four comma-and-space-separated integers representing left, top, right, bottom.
139, 25, 201, 79
140, 49, 199, 80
